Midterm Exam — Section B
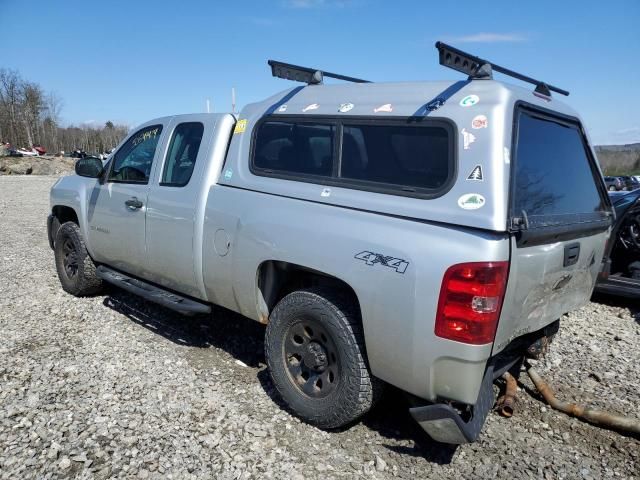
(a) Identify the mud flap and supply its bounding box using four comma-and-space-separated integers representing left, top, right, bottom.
409, 365, 495, 444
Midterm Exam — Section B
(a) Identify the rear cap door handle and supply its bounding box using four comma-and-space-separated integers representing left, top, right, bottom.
563, 242, 580, 267
125, 197, 143, 210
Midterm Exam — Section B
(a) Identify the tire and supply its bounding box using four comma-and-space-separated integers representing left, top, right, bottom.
609, 185, 616, 191
54, 221, 103, 296
50, 216, 61, 248
265, 288, 383, 429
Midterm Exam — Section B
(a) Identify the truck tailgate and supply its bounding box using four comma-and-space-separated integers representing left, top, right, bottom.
493, 105, 612, 354
494, 231, 606, 353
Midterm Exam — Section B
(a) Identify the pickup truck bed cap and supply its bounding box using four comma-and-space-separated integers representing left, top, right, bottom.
220, 79, 584, 233
248, 79, 579, 119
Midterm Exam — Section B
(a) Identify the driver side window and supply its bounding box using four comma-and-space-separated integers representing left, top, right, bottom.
108, 125, 163, 184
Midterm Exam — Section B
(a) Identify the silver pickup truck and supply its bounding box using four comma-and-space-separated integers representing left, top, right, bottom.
47, 43, 613, 444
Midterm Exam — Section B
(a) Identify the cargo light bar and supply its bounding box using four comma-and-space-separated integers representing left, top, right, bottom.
267, 60, 371, 85
435, 41, 569, 97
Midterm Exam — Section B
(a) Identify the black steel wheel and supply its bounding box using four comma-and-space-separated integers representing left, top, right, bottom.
54, 222, 103, 296
265, 288, 383, 429
61, 237, 79, 279
284, 316, 341, 399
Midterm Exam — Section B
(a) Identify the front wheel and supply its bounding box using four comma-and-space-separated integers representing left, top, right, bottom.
264, 288, 382, 429
54, 222, 103, 296
609, 185, 616, 191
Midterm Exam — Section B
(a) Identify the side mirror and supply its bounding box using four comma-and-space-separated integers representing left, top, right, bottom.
75, 157, 104, 178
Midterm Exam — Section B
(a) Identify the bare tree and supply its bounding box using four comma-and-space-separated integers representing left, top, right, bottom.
0, 68, 128, 155
0, 69, 21, 144
20, 81, 45, 147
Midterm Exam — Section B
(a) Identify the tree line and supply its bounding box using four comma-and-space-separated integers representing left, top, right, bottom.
0, 68, 128, 155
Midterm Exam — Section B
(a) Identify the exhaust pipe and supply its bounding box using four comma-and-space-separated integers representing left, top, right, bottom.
527, 366, 640, 435
496, 372, 517, 417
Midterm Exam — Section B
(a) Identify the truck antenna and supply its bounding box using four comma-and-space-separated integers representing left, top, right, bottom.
231, 88, 236, 114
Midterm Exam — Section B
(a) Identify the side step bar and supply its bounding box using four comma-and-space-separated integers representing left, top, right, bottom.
96, 266, 211, 316
409, 365, 495, 444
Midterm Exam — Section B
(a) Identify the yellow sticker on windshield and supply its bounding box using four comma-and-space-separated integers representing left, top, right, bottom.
234, 119, 247, 134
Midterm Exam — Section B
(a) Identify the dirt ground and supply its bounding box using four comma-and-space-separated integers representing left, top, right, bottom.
0, 155, 75, 176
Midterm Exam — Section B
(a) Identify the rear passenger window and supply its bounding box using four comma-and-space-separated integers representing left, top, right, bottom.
341, 124, 451, 191
253, 121, 335, 176
513, 111, 606, 226
161, 122, 204, 187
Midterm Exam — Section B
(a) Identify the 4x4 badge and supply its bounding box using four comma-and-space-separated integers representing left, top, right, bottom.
467, 165, 484, 181
354, 251, 409, 274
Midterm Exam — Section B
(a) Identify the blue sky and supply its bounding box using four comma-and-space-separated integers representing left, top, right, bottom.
2, 0, 639, 144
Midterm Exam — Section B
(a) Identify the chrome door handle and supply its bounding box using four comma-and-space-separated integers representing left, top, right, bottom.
125, 197, 143, 210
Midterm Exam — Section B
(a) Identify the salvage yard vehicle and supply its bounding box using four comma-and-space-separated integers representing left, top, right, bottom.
618, 175, 640, 191
47, 42, 613, 444
595, 189, 640, 297
604, 176, 623, 192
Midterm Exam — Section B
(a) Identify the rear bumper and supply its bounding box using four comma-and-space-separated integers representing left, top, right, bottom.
410, 364, 495, 444
411, 354, 520, 443
412, 321, 556, 443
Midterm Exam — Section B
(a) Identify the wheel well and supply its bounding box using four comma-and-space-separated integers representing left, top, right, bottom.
52, 205, 78, 225
256, 261, 361, 323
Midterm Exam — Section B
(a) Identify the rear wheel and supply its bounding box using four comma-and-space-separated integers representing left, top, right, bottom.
54, 222, 103, 296
264, 288, 382, 429
609, 185, 616, 191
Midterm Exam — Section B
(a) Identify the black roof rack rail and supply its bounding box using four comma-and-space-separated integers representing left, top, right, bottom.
435, 41, 569, 97
268, 60, 371, 85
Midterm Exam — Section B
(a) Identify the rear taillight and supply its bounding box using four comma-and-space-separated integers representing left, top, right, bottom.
435, 262, 509, 345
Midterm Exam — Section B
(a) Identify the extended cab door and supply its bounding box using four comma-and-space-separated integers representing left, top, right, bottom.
86, 123, 166, 275
143, 116, 215, 298
493, 106, 613, 353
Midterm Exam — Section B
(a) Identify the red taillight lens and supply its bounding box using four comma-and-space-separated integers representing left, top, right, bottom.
435, 262, 509, 345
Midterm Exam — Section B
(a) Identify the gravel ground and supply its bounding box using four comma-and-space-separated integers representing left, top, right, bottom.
0, 175, 638, 479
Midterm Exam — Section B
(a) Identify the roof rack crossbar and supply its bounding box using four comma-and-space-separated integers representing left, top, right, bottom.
435, 41, 569, 97
268, 60, 371, 85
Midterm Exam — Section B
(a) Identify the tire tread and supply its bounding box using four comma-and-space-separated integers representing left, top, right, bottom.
54, 221, 103, 296
265, 287, 383, 429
